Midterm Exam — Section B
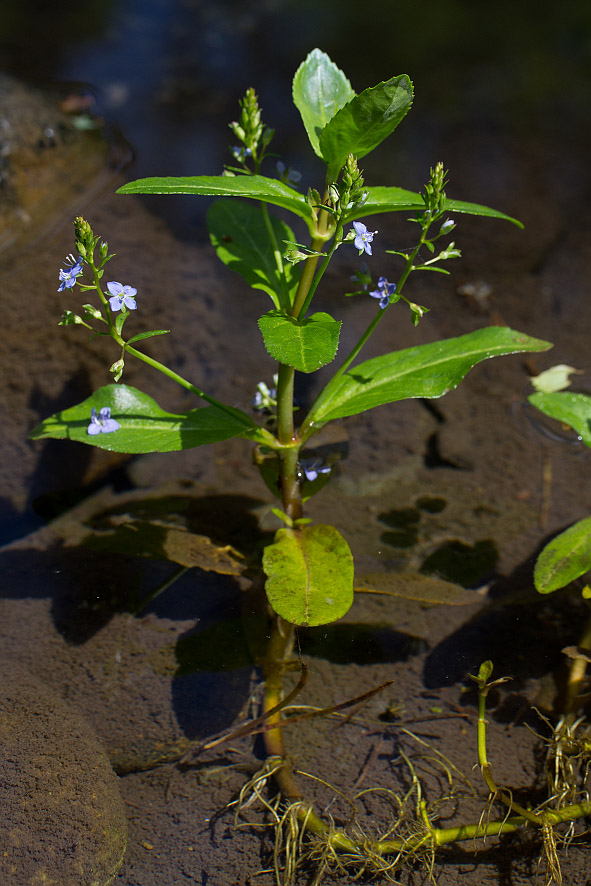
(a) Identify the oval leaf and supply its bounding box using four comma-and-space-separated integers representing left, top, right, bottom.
346, 186, 523, 227
29, 384, 265, 452
309, 327, 552, 424
292, 48, 355, 159
208, 199, 297, 308
319, 76, 413, 174
117, 174, 314, 226
258, 310, 341, 373
534, 517, 591, 593
263, 524, 354, 626
528, 391, 591, 447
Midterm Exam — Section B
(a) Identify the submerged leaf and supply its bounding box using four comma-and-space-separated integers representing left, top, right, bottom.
263, 524, 354, 626
355, 572, 480, 606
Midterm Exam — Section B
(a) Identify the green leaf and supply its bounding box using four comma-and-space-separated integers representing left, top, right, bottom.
117, 174, 314, 227
258, 310, 341, 373
126, 329, 170, 345
292, 48, 355, 159
530, 364, 580, 393
207, 199, 298, 308
262, 524, 354, 626
534, 517, 591, 593
29, 384, 265, 453
319, 76, 413, 174
345, 186, 523, 228
309, 327, 552, 424
528, 391, 591, 447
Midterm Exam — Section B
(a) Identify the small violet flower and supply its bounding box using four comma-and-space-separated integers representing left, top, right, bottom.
301, 458, 331, 482
107, 281, 137, 312
252, 376, 278, 411
231, 146, 253, 162
276, 160, 302, 185
369, 276, 396, 310
57, 255, 84, 292
87, 406, 121, 436
352, 221, 377, 256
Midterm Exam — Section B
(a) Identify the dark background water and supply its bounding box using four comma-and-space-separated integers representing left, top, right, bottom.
2, 0, 591, 238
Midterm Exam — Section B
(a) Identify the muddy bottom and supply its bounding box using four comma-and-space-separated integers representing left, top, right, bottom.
2, 112, 591, 884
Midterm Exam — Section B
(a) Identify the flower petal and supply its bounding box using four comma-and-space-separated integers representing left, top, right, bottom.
101, 418, 121, 433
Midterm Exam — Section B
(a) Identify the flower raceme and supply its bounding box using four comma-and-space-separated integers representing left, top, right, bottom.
87, 406, 120, 435
107, 282, 138, 312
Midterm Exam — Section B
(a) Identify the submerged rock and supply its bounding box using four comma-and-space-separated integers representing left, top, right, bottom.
0, 664, 127, 886
0, 74, 130, 256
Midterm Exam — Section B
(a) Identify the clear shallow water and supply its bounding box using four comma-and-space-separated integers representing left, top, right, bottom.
3, 0, 591, 238
2, 9, 591, 882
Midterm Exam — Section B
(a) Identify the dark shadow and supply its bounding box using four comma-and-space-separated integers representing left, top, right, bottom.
420, 538, 499, 588
299, 622, 427, 665
422, 534, 587, 690
379, 506, 421, 548
0, 489, 266, 644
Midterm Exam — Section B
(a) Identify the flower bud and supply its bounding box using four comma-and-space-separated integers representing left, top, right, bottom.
58, 310, 83, 326
82, 304, 103, 319
110, 358, 125, 382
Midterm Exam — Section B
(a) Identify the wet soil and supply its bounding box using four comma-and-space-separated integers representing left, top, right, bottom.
2, 80, 591, 886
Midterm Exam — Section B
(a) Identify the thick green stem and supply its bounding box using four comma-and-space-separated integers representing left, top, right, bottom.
291, 202, 334, 318
261, 614, 300, 787
290, 241, 324, 319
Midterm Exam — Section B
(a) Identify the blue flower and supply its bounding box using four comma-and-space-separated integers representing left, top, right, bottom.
276, 161, 302, 185
301, 458, 331, 482
369, 276, 396, 310
352, 221, 377, 256
87, 406, 121, 436
57, 255, 83, 291
107, 282, 137, 312
231, 146, 252, 162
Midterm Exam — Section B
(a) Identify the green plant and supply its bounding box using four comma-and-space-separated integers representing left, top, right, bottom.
30, 49, 571, 881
